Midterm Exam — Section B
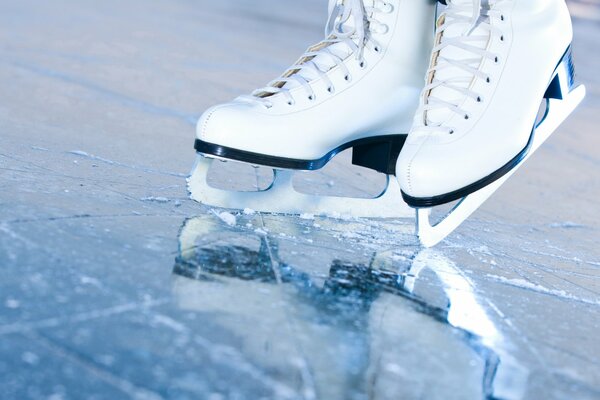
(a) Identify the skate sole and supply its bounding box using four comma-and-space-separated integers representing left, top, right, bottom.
194, 134, 407, 175
401, 46, 576, 208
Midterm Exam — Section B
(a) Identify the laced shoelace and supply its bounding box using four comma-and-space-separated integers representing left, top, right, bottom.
237, 0, 392, 109
417, 0, 507, 135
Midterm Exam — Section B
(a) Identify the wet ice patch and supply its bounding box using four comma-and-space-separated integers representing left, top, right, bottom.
80, 275, 102, 288
4, 298, 20, 309
383, 363, 404, 375
21, 352, 40, 365
96, 354, 116, 367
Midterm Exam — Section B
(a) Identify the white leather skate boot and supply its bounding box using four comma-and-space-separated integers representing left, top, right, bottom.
189, 0, 436, 218
397, 0, 586, 246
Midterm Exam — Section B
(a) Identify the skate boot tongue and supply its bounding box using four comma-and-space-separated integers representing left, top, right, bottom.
293, 0, 372, 82
424, 0, 492, 127
281, 0, 373, 88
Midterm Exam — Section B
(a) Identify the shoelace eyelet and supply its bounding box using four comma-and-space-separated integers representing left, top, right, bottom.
327, 86, 335, 94
345, 75, 352, 82
287, 100, 295, 106
308, 95, 315, 101
380, 3, 393, 13
359, 60, 366, 69
477, 96, 482, 103
374, 46, 380, 53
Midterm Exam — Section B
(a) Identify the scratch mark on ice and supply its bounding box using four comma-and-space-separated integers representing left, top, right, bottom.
68, 150, 187, 178
486, 275, 600, 306
0, 298, 170, 335
28, 331, 164, 400
14, 61, 198, 125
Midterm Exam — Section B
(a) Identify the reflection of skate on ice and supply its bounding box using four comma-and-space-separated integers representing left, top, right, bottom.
188, 0, 436, 218
173, 216, 527, 399
174, 217, 378, 399
368, 250, 527, 400
397, 0, 586, 247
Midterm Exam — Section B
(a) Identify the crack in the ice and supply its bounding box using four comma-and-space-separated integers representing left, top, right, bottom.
256, 199, 318, 399
150, 312, 300, 399
486, 274, 600, 306
530, 336, 600, 367
0, 166, 30, 173
2, 151, 194, 214
472, 246, 600, 298
520, 247, 587, 264
2, 212, 184, 225
26, 330, 164, 400
68, 150, 187, 178
0, 298, 170, 336
588, 261, 600, 267
1, 151, 179, 190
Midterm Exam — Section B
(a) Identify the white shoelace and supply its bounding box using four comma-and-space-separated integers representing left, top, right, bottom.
417, 0, 507, 135
238, 0, 392, 108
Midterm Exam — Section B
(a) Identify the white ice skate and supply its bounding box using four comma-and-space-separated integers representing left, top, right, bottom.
397, 0, 586, 247
188, 0, 437, 218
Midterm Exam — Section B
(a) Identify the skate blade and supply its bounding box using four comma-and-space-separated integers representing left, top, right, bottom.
187, 155, 414, 218
416, 83, 586, 248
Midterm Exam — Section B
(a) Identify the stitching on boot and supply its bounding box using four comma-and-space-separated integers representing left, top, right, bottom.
201, 104, 229, 136
405, 138, 429, 193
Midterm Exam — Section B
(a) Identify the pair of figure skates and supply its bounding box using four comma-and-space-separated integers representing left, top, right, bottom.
188, 0, 586, 247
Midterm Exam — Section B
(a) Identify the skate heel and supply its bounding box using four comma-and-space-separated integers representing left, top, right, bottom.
351, 135, 406, 175
544, 46, 576, 100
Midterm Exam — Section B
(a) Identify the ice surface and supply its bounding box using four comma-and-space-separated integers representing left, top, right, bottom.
211, 210, 237, 227
0, 0, 599, 399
